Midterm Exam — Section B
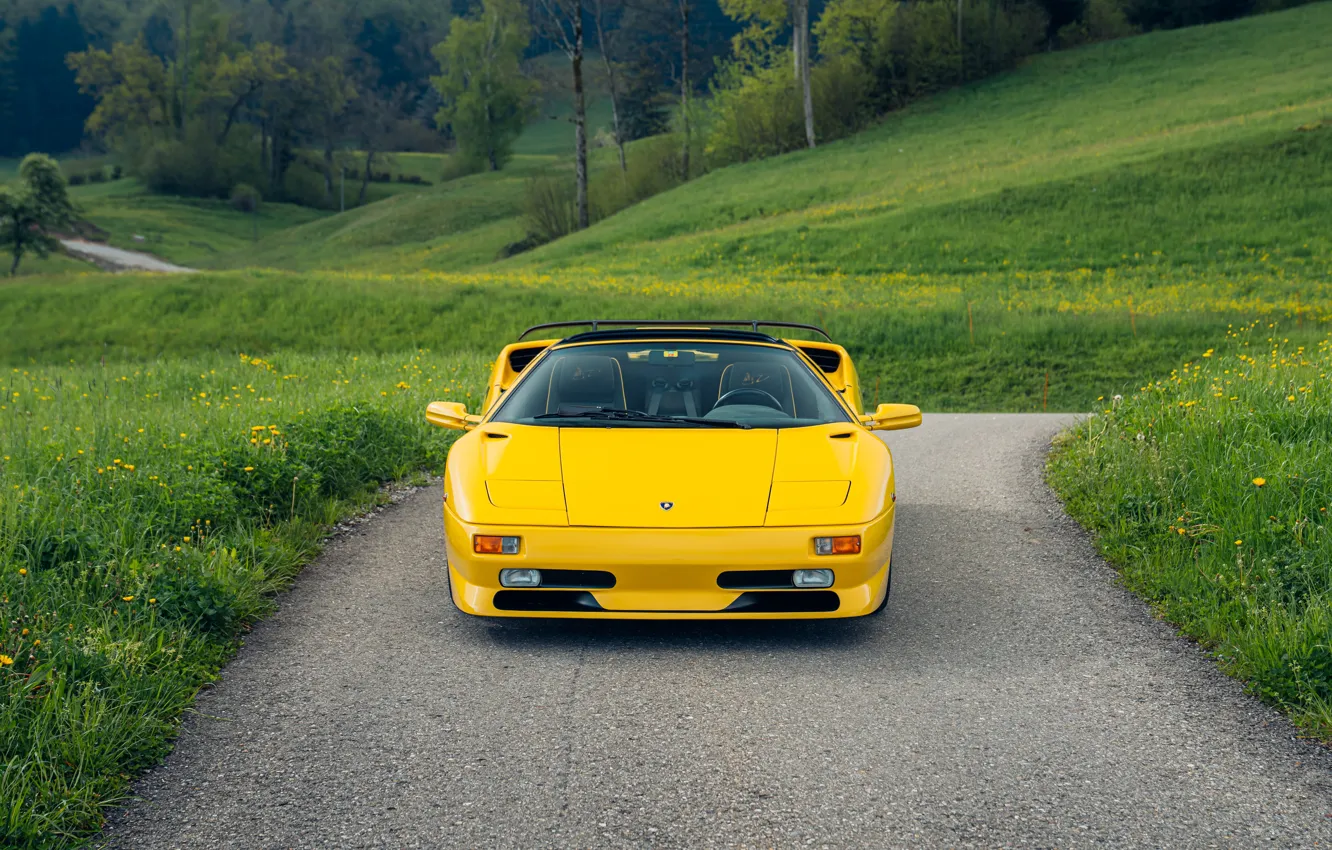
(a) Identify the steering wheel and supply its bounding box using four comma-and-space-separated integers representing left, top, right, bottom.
711, 387, 784, 412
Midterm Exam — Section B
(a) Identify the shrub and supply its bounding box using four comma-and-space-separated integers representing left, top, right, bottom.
136, 130, 265, 199
523, 173, 580, 244
110, 164, 123, 180
67, 173, 86, 186
229, 183, 262, 214
706, 54, 872, 166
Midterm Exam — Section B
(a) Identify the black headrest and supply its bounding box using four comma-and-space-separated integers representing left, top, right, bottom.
555, 355, 618, 398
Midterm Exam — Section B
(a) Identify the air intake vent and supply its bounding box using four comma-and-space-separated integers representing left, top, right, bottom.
799, 346, 841, 373
508, 347, 544, 373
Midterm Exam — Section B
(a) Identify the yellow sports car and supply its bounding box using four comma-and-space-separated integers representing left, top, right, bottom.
426, 321, 921, 619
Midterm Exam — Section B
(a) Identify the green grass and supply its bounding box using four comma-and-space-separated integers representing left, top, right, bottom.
515, 3, 1332, 274
65, 179, 329, 268
207, 155, 557, 272
1048, 324, 1332, 737
4, 8, 1332, 844
0, 351, 488, 846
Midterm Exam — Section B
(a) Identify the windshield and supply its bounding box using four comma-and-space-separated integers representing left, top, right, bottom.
490, 341, 851, 429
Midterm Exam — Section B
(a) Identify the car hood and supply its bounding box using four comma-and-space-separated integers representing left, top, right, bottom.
445, 423, 892, 528
561, 428, 778, 527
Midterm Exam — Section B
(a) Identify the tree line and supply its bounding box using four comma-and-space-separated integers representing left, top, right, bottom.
1, 0, 1315, 244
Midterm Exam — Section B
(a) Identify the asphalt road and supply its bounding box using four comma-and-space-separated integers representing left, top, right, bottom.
59, 239, 195, 273
102, 414, 1332, 849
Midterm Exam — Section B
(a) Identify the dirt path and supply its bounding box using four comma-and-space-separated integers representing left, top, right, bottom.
102, 414, 1332, 848
59, 239, 195, 273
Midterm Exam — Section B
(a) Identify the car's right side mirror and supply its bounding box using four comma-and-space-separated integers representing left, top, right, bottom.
861, 403, 922, 431
426, 401, 480, 431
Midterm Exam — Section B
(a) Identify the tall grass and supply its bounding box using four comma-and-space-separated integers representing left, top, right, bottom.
0, 351, 488, 845
1048, 323, 1332, 736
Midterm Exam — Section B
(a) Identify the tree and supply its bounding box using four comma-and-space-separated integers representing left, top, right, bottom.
590, 0, 627, 172
533, 0, 589, 230
0, 154, 74, 275
431, 0, 534, 171
719, 0, 815, 148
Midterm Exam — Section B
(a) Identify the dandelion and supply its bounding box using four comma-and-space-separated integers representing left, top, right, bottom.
32, 639, 39, 646
1253, 478, 1266, 487
149, 598, 157, 604
1287, 395, 1296, 402
18, 568, 26, 576
244, 466, 255, 472
1235, 539, 1243, 546
0, 655, 12, 666
122, 596, 134, 602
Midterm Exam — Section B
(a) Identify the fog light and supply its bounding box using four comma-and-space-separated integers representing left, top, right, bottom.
475, 535, 521, 555
793, 568, 834, 588
500, 568, 542, 587
813, 535, 861, 555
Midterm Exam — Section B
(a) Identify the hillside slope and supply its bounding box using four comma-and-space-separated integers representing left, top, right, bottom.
513, 2, 1331, 277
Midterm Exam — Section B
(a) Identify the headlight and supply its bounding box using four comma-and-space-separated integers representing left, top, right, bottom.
500, 568, 542, 587
793, 569, 834, 588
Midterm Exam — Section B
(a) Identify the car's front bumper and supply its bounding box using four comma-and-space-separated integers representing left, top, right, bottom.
442, 502, 895, 619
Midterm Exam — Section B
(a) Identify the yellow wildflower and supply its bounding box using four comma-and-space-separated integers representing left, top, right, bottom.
1253, 478, 1266, 487
122, 596, 134, 602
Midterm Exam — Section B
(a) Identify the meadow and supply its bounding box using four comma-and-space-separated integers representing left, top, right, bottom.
0, 351, 488, 845
3, 3, 1332, 843
1048, 324, 1332, 735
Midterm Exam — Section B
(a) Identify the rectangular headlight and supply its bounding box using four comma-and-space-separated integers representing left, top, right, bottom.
793, 568, 834, 588
475, 535, 521, 554
500, 568, 542, 587
813, 535, 861, 555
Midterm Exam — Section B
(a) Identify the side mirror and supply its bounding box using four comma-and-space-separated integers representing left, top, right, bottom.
861, 403, 922, 431
426, 401, 481, 431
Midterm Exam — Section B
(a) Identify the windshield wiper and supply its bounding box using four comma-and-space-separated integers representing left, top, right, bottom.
534, 408, 751, 429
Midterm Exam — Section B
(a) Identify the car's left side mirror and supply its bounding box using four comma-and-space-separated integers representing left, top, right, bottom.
861, 403, 922, 431
426, 401, 481, 431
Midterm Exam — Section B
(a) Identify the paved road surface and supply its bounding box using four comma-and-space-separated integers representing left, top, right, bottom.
103, 414, 1332, 849
60, 239, 194, 273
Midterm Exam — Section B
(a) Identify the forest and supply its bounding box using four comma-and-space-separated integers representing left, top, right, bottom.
1, 0, 1310, 217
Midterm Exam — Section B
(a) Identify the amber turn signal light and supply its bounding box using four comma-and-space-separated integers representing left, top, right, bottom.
474, 535, 520, 554
813, 535, 861, 555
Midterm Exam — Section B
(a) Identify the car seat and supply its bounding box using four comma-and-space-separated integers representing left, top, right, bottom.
546, 355, 626, 413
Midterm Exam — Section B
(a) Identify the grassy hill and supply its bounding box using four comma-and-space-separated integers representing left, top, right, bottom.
4, 2, 1328, 411
4, 10, 1332, 843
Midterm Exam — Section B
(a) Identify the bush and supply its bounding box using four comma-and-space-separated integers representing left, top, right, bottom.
523, 173, 580, 244
67, 173, 86, 186
110, 164, 123, 180
136, 130, 265, 199
706, 54, 872, 166
1058, 0, 1139, 45
229, 183, 262, 214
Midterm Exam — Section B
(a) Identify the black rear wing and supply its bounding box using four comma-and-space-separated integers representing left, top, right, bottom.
517, 319, 832, 341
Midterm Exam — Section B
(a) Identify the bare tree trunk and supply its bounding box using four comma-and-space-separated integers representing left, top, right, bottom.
592, 0, 627, 173
179, 0, 192, 138
679, 0, 690, 180
358, 149, 374, 205
572, 2, 589, 230
323, 141, 334, 203
794, 0, 814, 149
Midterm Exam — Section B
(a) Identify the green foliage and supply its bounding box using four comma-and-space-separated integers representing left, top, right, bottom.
1048, 325, 1332, 736
815, 0, 1047, 111
0, 153, 74, 275
229, 182, 261, 213
706, 53, 871, 164
0, 351, 490, 844
431, 0, 536, 171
